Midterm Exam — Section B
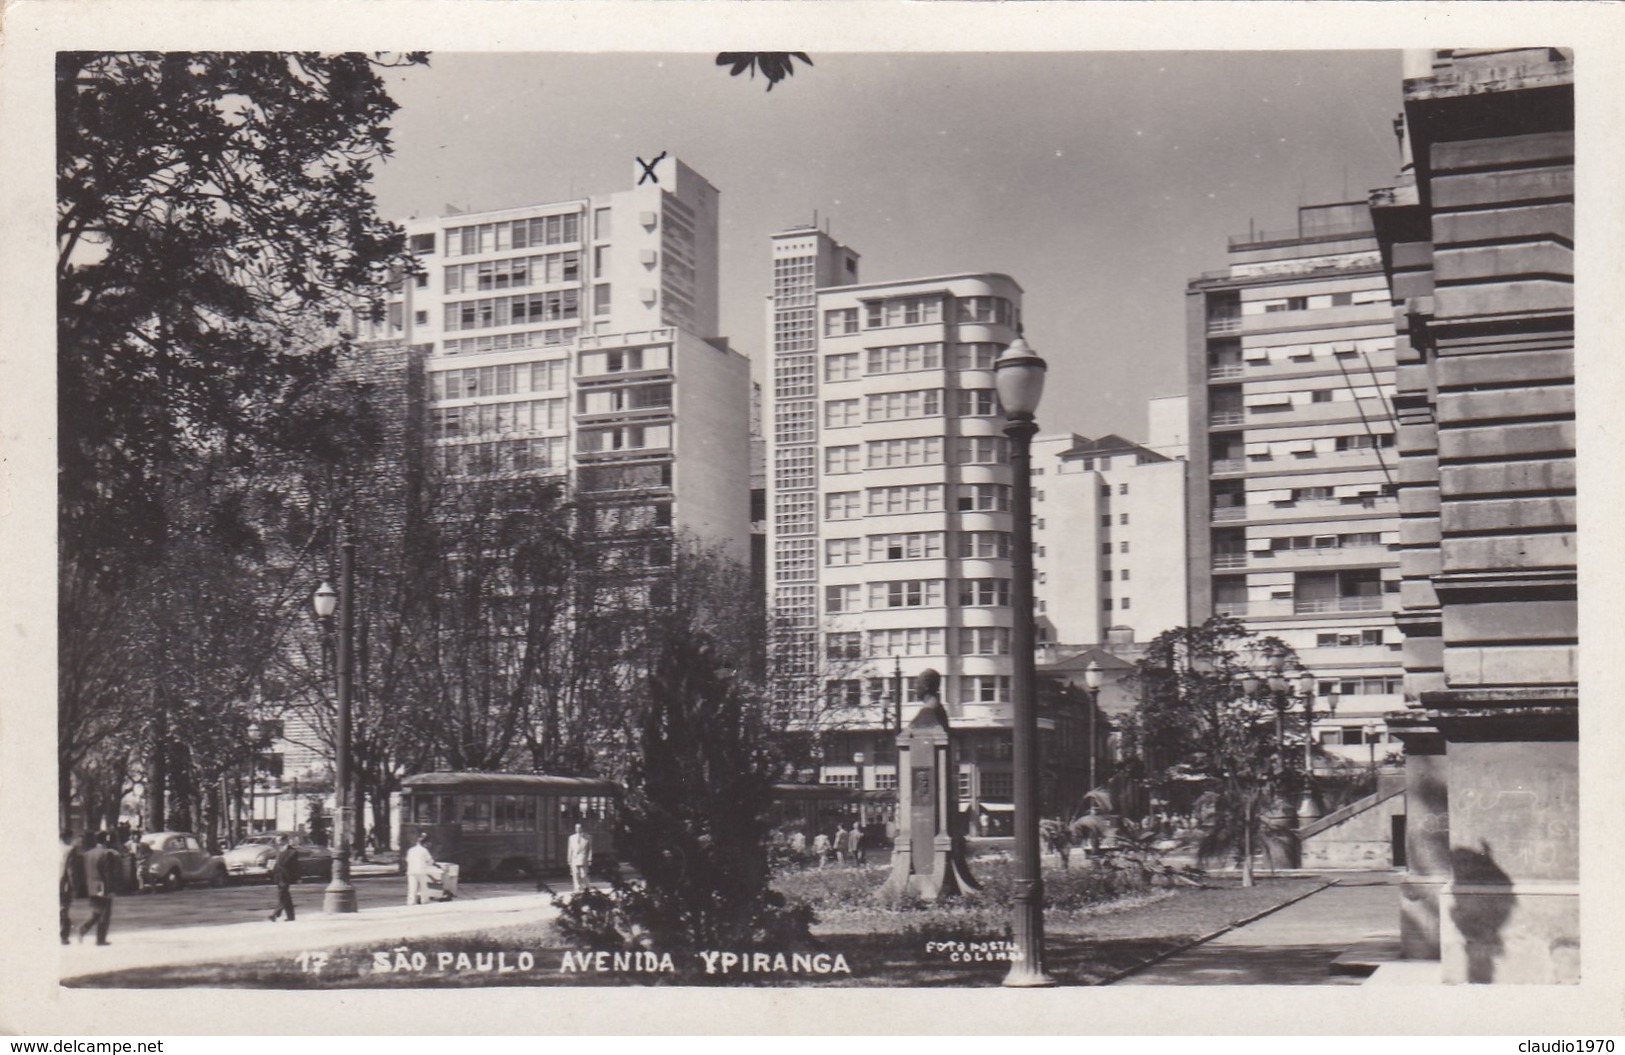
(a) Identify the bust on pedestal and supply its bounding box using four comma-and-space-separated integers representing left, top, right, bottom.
880, 669, 979, 901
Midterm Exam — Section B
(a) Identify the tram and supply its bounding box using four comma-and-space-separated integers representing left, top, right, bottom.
398, 772, 618, 879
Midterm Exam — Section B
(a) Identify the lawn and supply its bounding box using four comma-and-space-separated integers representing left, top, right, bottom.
66, 863, 1325, 988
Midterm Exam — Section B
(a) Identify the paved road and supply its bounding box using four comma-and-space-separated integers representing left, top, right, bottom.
1113, 875, 1401, 986
73, 872, 552, 933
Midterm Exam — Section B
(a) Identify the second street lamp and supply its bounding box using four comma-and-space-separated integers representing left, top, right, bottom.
995, 336, 1053, 988
313, 527, 358, 914
1083, 658, 1104, 799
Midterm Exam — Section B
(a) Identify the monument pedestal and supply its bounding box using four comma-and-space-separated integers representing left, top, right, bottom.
881, 672, 978, 901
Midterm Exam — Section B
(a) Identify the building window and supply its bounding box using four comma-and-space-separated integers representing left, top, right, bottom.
825, 679, 863, 709
958, 579, 1011, 607
957, 484, 1012, 513
868, 627, 946, 657
824, 308, 860, 336
867, 343, 944, 374
593, 285, 611, 316
866, 484, 944, 516
1101, 514, 1112, 527
594, 207, 611, 239
1102, 569, 1113, 583
1100, 484, 1112, 497
410, 233, 436, 255
1119, 483, 1129, 495
824, 353, 860, 382
1120, 541, 1130, 554
959, 626, 1012, 656
825, 445, 862, 475
867, 389, 942, 421
1101, 542, 1112, 555
959, 675, 1011, 704
1311, 390, 1334, 403
1120, 597, 1131, 610
826, 632, 863, 661
824, 399, 861, 429
868, 436, 944, 468
1121, 569, 1130, 581
825, 538, 862, 567
955, 389, 999, 417
1119, 512, 1130, 525
955, 296, 1016, 326
824, 584, 862, 614
960, 531, 1011, 559
980, 771, 1014, 801
869, 532, 945, 562
955, 342, 1002, 370
866, 295, 943, 328
825, 491, 862, 521
1103, 598, 1113, 611
869, 580, 945, 609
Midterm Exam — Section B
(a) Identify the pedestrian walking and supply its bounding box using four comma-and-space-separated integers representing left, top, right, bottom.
812, 831, 830, 869
850, 824, 865, 866
268, 833, 300, 922
566, 823, 593, 893
78, 831, 116, 946
59, 830, 80, 945
405, 832, 437, 906
133, 835, 153, 893
832, 824, 849, 867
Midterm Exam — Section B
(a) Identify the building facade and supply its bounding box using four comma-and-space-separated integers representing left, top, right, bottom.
1032, 431, 1189, 649
360, 155, 750, 561
1370, 48, 1577, 983
1185, 202, 1406, 762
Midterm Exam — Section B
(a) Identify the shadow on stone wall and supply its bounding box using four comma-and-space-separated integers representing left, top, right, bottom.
1449, 840, 1513, 983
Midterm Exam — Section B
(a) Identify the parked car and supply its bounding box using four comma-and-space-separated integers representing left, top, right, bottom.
221, 831, 333, 882
139, 832, 228, 890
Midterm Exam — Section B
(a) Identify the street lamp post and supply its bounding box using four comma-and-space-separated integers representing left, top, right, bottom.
1083, 659, 1104, 798
892, 656, 904, 735
312, 527, 358, 914
1294, 670, 1320, 823
996, 336, 1053, 988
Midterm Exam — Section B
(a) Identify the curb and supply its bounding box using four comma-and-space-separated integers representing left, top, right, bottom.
1096, 877, 1337, 985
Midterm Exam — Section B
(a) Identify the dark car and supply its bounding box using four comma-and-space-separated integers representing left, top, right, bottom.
221, 831, 333, 882
139, 832, 228, 890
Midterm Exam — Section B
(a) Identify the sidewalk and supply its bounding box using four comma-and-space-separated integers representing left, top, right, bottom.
1112, 873, 1404, 985
61, 887, 570, 982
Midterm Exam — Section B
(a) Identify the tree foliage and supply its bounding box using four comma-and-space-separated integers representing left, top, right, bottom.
715, 52, 813, 92
1123, 616, 1298, 885
56, 51, 425, 827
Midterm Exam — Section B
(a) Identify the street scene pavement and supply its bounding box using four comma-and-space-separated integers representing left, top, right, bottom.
1112, 873, 1403, 986
60, 874, 579, 982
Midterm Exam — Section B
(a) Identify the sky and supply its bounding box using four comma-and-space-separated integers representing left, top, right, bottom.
369, 50, 1405, 443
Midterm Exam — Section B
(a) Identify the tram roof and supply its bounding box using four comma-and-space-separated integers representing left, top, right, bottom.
402, 772, 620, 792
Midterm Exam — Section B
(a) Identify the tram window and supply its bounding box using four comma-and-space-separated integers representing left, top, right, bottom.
439, 795, 456, 822
412, 796, 436, 824
495, 795, 516, 832
520, 795, 537, 829
462, 796, 492, 831
560, 798, 582, 825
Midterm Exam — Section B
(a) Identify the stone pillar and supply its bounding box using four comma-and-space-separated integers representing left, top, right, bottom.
1436, 728, 1578, 984
1392, 723, 1449, 959
881, 670, 978, 902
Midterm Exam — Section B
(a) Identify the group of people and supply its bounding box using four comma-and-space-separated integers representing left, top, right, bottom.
788, 822, 867, 869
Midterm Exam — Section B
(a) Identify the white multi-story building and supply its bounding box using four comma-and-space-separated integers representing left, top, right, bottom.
1032, 428, 1189, 649
766, 238, 1078, 816
358, 155, 750, 562
1185, 201, 1403, 760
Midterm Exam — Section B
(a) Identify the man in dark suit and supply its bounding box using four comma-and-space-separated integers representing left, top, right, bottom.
78, 831, 116, 945
268, 833, 300, 922
59, 830, 80, 945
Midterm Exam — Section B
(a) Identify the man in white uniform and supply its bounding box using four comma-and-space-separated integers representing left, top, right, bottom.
566, 823, 592, 893
405, 832, 437, 906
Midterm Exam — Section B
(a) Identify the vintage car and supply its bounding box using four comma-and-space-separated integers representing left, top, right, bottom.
138, 831, 228, 890
220, 831, 333, 882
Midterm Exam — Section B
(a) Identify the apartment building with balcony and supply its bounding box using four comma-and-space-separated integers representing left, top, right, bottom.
1185, 202, 1404, 761
356, 155, 750, 562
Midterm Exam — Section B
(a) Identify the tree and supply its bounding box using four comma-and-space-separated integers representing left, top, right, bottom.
561, 545, 808, 952
56, 51, 425, 825
1123, 617, 1297, 887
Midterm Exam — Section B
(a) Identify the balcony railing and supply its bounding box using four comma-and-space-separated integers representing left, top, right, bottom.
1209, 411, 1245, 427
1208, 364, 1245, 380
1211, 506, 1249, 522
1212, 553, 1248, 570
1211, 458, 1246, 475
1207, 316, 1243, 335
1293, 596, 1387, 614
1214, 602, 1248, 617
